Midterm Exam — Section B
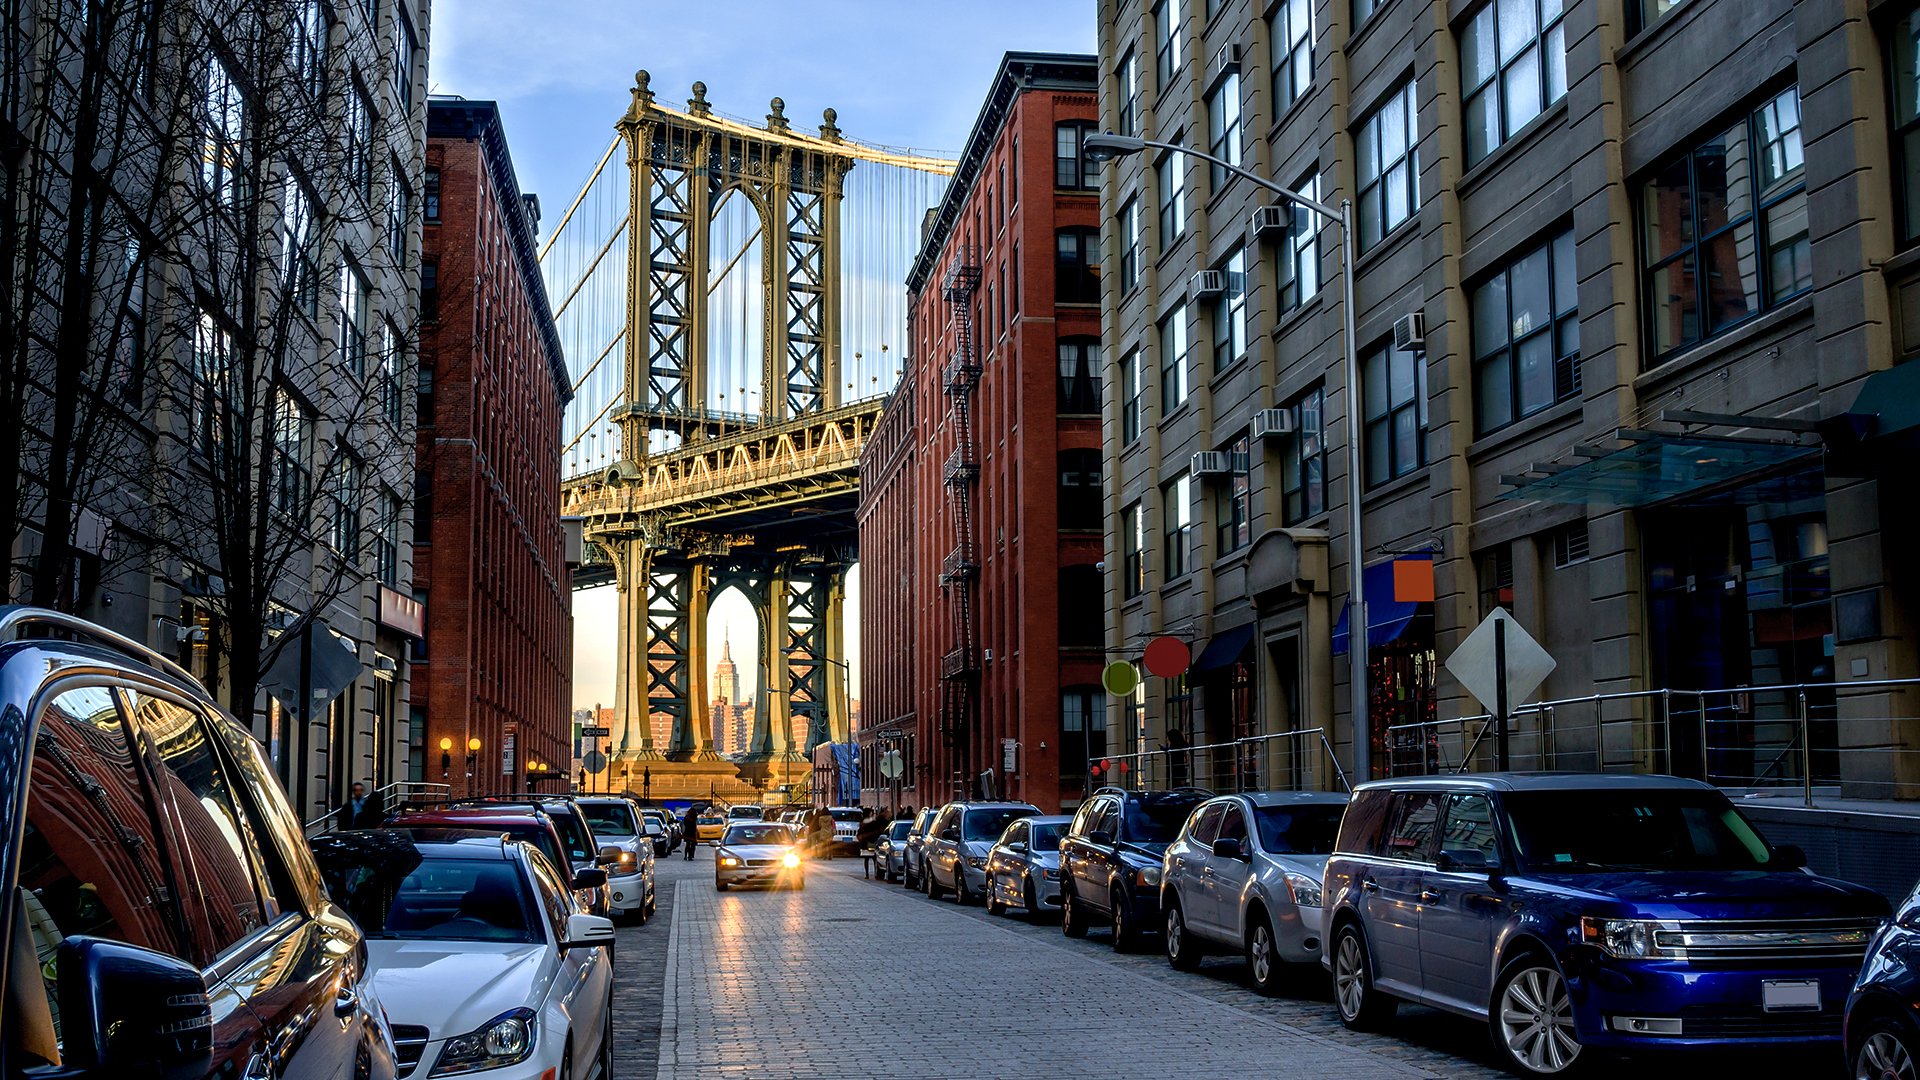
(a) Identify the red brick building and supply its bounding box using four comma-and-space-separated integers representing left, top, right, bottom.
858, 53, 1102, 813
416, 99, 573, 797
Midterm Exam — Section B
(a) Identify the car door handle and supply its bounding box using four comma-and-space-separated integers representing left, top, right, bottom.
1420, 890, 1442, 904
1361, 879, 1380, 893
334, 984, 359, 1019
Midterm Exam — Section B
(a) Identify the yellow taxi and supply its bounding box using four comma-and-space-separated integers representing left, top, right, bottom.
695, 811, 728, 841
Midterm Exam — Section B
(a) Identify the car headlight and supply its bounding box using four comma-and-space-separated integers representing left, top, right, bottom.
1042, 868, 1060, 880
966, 857, 987, 868
430, 1008, 536, 1076
1581, 917, 1656, 958
1133, 864, 1163, 888
1283, 871, 1323, 909
719, 855, 740, 867
782, 853, 801, 868
616, 850, 637, 867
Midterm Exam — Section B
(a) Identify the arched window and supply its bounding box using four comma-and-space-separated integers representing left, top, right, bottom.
1056, 227, 1101, 304
1058, 449, 1103, 530
1057, 337, 1102, 413
1058, 564, 1105, 647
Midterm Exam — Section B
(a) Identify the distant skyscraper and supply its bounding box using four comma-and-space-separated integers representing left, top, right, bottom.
714, 634, 741, 704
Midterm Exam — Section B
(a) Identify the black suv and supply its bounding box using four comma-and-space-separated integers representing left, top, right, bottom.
0, 608, 395, 1080
1060, 786, 1213, 951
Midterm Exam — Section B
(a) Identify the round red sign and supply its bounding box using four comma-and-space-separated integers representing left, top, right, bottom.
1143, 635, 1191, 678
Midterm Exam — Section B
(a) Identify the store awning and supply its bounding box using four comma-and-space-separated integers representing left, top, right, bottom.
1825, 361, 1920, 477
1498, 430, 1820, 506
1191, 623, 1256, 673
1333, 555, 1434, 656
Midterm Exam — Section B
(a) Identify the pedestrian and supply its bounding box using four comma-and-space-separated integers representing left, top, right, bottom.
334, 782, 384, 831
682, 804, 701, 860
810, 806, 833, 860
856, 807, 884, 853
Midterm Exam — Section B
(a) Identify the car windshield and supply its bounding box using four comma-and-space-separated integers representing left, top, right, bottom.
888, 821, 912, 840
463, 823, 564, 877
831, 809, 864, 823
700, 815, 723, 825
1121, 795, 1207, 845
1502, 790, 1777, 873
550, 812, 593, 860
964, 807, 1034, 841
725, 825, 794, 845
729, 807, 760, 818
1252, 805, 1345, 854
1029, 823, 1065, 851
365, 858, 539, 943
581, 803, 636, 838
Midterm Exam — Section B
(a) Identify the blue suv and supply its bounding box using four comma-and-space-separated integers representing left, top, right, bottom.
1322, 774, 1886, 1077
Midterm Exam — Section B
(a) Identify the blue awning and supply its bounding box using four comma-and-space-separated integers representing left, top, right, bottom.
1332, 556, 1431, 656
1192, 623, 1257, 672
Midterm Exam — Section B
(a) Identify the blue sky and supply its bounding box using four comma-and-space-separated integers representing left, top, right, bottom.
427, 0, 1098, 711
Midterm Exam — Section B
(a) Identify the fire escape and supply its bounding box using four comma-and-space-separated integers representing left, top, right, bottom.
938, 246, 981, 797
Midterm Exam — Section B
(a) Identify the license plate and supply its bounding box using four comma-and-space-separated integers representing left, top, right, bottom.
1762, 979, 1822, 1012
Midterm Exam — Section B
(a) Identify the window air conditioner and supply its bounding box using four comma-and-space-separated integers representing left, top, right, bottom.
1190, 270, 1225, 300
1250, 205, 1288, 238
1253, 408, 1294, 439
1191, 450, 1232, 476
1393, 311, 1427, 352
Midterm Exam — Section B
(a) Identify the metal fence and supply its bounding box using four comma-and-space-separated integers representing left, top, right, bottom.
1095, 728, 1350, 795
304, 780, 451, 835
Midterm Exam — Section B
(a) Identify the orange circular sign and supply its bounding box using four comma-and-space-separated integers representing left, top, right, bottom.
1143, 635, 1191, 678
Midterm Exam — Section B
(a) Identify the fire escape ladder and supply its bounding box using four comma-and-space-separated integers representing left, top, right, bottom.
938, 246, 982, 797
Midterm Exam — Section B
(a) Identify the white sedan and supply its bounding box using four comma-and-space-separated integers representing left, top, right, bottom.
365, 831, 617, 1080
714, 823, 805, 890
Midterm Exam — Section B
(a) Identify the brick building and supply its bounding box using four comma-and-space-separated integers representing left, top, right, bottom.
415, 98, 573, 797
859, 53, 1104, 813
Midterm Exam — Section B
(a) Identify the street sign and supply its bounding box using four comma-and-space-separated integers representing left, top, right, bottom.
1143, 636, 1191, 678
582, 749, 609, 774
879, 749, 903, 778
502, 722, 517, 776
1002, 738, 1017, 772
875, 727, 903, 741
1445, 608, 1556, 768
580, 726, 611, 738
1101, 661, 1140, 696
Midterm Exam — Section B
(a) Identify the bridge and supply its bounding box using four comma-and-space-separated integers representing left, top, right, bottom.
544, 72, 950, 800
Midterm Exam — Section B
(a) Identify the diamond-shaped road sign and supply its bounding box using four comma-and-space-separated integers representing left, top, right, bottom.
1445, 607, 1556, 714
879, 750, 904, 779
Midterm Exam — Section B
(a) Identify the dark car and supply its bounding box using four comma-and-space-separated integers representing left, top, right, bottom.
901, 806, 939, 891
1845, 876, 1920, 1078
387, 803, 610, 916
1323, 773, 1888, 1078
1059, 786, 1214, 951
0, 607, 396, 1080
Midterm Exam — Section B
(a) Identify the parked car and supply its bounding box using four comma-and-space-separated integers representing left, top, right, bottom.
0, 607, 396, 1080
985, 815, 1071, 918
923, 801, 1042, 904
827, 806, 866, 854
1846, 875, 1920, 1077
1323, 774, 1887, 1077
576, 796, 657, 923
876, 819, 914, 882
356, 830, 615, 1080
638, 807, 674, 855
1160, 791, 1348, 993
387, 803, 608, 916
714, 823, 805, 890
901, 806, 940, 890
1060, 786, 1214, 951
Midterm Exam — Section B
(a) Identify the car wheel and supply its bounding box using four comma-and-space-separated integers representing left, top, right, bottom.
715, 879, 728, 892
1331, 924, 1397, 1030
599, 998, 615, 1080
1024, 877, 1042, 919
1246, 913, 1282, 996
1491, 956, 1583, 1077
1855, 1017, 1920, 1080
985, 874, 1006, 916
1061, 887, 1088, 938
1165, 902, 1202, 972
954, 869, 972, 905
927, 865, 947, 901
1111, 888, 1141, 953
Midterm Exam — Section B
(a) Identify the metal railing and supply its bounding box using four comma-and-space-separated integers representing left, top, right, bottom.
1092, 728, 1350, 795
304, 781, 452, 834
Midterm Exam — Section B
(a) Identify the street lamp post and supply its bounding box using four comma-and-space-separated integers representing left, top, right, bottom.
1082, 133, 1371, 783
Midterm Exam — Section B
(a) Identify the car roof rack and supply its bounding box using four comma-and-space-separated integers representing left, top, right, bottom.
0, 605, 200, 688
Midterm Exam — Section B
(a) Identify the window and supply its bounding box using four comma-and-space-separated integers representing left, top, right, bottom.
1473, 228, 1579, 434
1893, 12, 1920, 244
1356, 80, 1420, 250
1363, 339, 1427, 486
1461, 0, 1569, 165
1631, 0, 1688, 33
273, 393, 311, 519
413, 468, 433, 544
1121, 348, 1145, 445
293, 0, 329, 100
192, 309, 233, 456
1160, 306, 1191, 414
381, 321, 405, 426
346, 81, 374, 199
1011, 242, 1020, 315
388, 164, 410, 270
1271, 0, 1313, 116
1010, 138, 1019, 204
416, 364, 434, 426
1059, 450, 1104, 529
377, 490, 401, 585
339, 261, 369, 374
420, 260, 438, 321
332, 453, 362, 555
424, 167, 441, 222
1055, 122, 1102, 190
1158, 147, 1187, 242
1641, 86, 1808, 360
1058, 566, 1105, 644
1206, 73, 1242, 192
1056, 227, 1101, 303
280, 171, 319, 315
130, 0, 159, 98
1355, 0, 1386, 27
1215, 435, 1250, 556
1155, 0, 1182, 90
1163, 473, 1193, 580
1382, 792, 1443, 861
1058, 337, 1102, 412
1480, 543, 1514, 614
1281, 387, 1325, 524
1552, 519, 1590, 567
1123, 501, 1147, 597
1440, 794, 1501, 863
1278, 172, 1321, 311
1062, 689, 1107, 788
1118, 198, 1140, 294
203, 59, 245, 203
1212, 248, 1246, 372
394, 8, 417, 114
1118, 50, 1139, 136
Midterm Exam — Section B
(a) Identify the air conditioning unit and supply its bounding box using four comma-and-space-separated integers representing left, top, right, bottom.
1191, 450, 1232, 476
1250, 205, 1289, 238
1190, 269, 1225, 300
1253, 408, 1294, 439
1213, 42, 1242, 77
1393, 311, 1427, 352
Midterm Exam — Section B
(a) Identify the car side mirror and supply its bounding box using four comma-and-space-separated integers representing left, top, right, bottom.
571, 867, 608, 890
1435, 849, 1493, 874
57, 936, 214, 1080
1772, 844, 1808, 870
1088, 830, 1114, 847
1009, 842, 1027, 854
597, 845, 623, 866
1211, 838, 1248, 861
558, 912, 616, 952
941, 828, 959, 841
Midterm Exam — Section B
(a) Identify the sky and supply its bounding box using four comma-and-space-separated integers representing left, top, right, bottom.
426, 0, 1097, 711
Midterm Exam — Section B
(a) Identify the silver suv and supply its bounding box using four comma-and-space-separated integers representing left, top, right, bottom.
923, 801, 1040, 904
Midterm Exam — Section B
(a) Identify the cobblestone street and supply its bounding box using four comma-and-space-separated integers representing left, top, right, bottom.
604, 853, 1837, 1080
